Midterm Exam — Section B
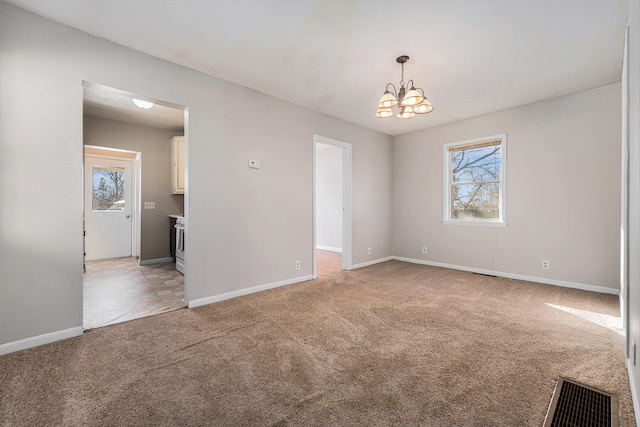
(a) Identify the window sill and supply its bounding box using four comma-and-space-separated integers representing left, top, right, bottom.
443, 219, 507, 228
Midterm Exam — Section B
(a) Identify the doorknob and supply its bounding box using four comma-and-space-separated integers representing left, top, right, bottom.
126, 215, 131, 219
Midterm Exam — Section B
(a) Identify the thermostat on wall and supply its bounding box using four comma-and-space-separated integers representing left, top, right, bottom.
248, 159, 260, 169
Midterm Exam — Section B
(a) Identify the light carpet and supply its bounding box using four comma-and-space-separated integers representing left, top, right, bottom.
0, 261, 634, 426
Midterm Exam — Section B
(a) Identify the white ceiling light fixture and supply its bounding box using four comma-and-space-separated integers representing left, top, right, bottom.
132, 98, 154, 109
375, 55, 434, 119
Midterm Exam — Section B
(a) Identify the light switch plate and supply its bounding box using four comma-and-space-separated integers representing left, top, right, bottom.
144, 202, 155, 209
248, 159, 260, 169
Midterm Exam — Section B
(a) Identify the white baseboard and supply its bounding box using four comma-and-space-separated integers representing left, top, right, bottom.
627, 359, 640, 427
316, 245, 343, 253
188, 275, 314, 309
139, 257, 174, 266
393, 256, 619, 295
350, 256, 394, 270
0, 326, 83, 356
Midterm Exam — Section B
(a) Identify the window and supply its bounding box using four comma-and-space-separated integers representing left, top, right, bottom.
92, 166, 126, 211
443, 134, 506, 226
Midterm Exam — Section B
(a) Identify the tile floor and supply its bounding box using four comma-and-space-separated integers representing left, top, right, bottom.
316, 249, 342, 276
83, 257, 185, 329
84, 252, 339, 329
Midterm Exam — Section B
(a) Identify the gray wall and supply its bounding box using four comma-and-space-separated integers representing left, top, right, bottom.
83, 116, 184, 261
626, 0, 640, 415
316, 143, 343, 250
0, 2, 393, 347
393, 83, 621, 290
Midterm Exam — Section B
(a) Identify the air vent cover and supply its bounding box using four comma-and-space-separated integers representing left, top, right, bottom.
543, 377, 619, 427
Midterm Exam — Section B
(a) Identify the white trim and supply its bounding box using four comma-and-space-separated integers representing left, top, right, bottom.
187, 275, 314, 308
393, 256, 619, 295
622, 26, 631, 355
442, 133, 507, 226
131, 152, 142, 257
351, 256, 394, 270
627, 358, 640, 427
182, 108, 190, 303
342, 145, 353, 271
139, 257, 174, 266
316, 245, 343, 253
312, 139, 317, 278
443, 219, 508, 228
0, 327, 83, 356
312, 134, 353, 279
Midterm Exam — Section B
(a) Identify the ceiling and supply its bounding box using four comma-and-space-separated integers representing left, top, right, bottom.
83, 83, 185, 132
6, 0, 628, 136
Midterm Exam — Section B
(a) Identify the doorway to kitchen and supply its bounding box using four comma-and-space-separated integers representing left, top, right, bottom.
82, 82, 187, 329
313, 134, 352, 277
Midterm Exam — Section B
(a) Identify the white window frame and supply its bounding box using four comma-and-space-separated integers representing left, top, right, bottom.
442, 133, 507, 227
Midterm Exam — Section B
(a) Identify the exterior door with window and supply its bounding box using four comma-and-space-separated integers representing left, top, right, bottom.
84, 155, 133, 260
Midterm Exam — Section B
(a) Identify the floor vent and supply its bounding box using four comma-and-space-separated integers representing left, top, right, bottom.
543, 377, 619, 427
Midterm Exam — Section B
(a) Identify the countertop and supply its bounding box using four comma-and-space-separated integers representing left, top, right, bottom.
168, 214, 184, 219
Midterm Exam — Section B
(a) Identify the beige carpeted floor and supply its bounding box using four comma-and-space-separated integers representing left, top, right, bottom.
0, 261, 634, 426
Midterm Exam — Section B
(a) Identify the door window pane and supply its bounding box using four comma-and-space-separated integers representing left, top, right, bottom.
92, 166, 125, 211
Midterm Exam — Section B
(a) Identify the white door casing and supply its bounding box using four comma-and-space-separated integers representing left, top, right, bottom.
84, 155, 133, 260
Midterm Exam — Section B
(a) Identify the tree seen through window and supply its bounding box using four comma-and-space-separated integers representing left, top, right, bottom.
92, 167, 125, 211
450, 141, 501, 220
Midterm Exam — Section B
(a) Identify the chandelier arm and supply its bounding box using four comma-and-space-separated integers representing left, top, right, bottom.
385, 82, 397, 97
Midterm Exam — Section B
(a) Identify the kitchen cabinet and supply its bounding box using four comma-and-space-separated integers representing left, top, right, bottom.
171, 136, 185, 194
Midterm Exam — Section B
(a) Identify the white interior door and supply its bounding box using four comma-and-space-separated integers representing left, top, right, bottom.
84, 155, 133, 261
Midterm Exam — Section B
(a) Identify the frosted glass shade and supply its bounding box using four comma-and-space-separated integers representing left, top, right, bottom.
375, 107, 394, 118
397, 106, 415, 119
401, 88, 424, 106
378, 91, 398, 108
414, 98, 434, 114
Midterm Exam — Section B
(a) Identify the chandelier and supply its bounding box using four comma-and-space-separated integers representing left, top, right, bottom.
375, 55, 434, 119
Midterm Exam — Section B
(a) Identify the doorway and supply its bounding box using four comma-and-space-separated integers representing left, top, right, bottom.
313, 134, 352, 277
82, 82, 187, 329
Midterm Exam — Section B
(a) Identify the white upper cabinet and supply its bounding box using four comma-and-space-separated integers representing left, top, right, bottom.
171, 136, 185, 194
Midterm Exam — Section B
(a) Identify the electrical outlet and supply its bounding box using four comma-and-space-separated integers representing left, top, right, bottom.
144, 202, 155, 209
422, 247, 428, 255
367, 248, 372, 256
294, 260, 301, 271
542, 260, 550, 270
